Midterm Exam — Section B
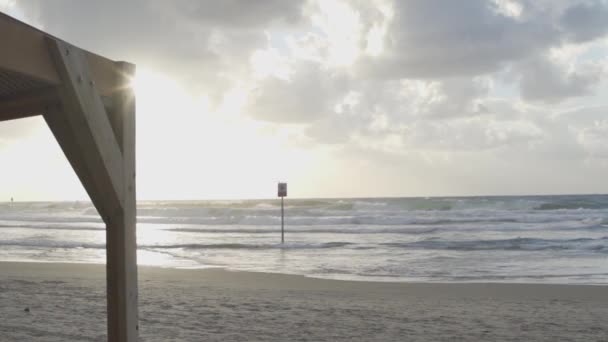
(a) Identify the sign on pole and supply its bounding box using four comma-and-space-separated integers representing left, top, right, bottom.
278, 182, 287, 197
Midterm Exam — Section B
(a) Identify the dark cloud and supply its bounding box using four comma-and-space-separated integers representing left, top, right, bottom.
358, 0, 559, 79
560, 1, 608, 42
359, 0, 608, 79
16, 0, 307, 99
518, 56, 604, 103
167, 0, 306, 29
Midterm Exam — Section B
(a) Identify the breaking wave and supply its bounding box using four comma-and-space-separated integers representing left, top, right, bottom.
382, 236, 608, 252
2, 195, 608, 284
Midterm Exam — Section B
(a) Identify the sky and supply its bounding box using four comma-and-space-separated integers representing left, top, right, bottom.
0, 0, 608, 200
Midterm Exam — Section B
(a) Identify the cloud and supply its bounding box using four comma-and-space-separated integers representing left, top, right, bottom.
5, 0, 608, 197
356, 0, 608, 80
15, 0, 308, 99
357, 0, 559, 79
301, 76, 490, 146
518, 55, 605, 103
245, 0, 608, 154
560, 1, 608, 42
246, 61, 348, 123
576, 119, 608, 159
166, 0, 307, 29
555, 105, 608, 160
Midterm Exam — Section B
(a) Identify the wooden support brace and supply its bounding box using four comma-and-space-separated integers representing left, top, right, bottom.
45, 37, 124, 221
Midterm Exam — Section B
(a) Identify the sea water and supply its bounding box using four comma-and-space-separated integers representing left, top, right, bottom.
0, 195, 607, 284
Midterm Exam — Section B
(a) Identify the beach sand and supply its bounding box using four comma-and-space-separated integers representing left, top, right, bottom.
0, 262, 606, 341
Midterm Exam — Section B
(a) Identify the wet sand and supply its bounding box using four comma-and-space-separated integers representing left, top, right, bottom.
0, 262, 607, 341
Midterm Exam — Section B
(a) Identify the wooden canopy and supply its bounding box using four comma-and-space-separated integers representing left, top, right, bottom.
0, 12, 138, 342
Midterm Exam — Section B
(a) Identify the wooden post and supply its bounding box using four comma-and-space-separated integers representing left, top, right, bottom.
106, 62, 138, 342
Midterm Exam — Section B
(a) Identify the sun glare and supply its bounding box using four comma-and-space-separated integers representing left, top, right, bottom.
130, 69, 317, 199
133, 69, 183, 102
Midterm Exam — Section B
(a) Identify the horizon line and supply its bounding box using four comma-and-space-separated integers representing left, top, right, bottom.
2, 192, 608, 203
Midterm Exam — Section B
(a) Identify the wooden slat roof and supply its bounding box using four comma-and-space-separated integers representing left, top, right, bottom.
0, 11, 134, 122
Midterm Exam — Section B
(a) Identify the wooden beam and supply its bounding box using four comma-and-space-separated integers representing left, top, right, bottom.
106, 61, 139, 342
0, 12, 122, 96
0, 87, 58, 122
45, 37, 124, 222
0, 13, 58, 85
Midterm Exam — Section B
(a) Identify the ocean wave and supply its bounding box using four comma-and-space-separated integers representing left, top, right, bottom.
167, 227, 440, 235
0, 223, 104, 231
2, 236, 606, 253
382, 236, 608, 252
139, 214, 608, 227
428, 272, 608, 281
0, 216, 605, 234
2, 196, 608, 229
0, 240, 354, 250
146, 241, 354, 250
535, 197, 608, 210
0, 215, 601, 229
0, 240, 106, 249
0, 215, 102, 224
2, 195, 608, 215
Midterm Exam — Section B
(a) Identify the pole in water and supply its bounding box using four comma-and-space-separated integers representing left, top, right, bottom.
278, 182, 287, 244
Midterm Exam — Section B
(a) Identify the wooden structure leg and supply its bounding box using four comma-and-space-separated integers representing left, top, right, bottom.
0, 12, 138, 341
43, 40, 138, 342
106, 62, 138, 342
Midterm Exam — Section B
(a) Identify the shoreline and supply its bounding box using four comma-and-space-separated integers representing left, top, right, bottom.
1, 261, 607, 297
1, 260, 607, 288
1, 261, 607, 341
